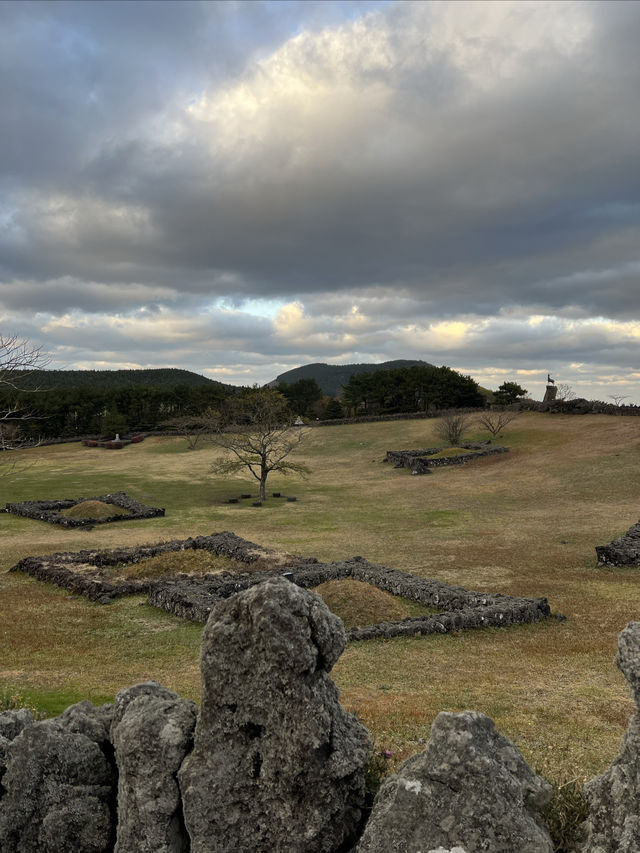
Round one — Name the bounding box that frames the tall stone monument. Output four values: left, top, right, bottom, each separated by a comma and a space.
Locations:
542, 373, 557, 404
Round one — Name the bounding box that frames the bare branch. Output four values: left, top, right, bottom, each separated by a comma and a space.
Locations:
162, 409, 219, 450
0, 335, 49, 460
0, 334, 49, 390
608, 394, 629, 407
477, 409, 519, 438
433, 410, 474, 445
555, 383, 576, 402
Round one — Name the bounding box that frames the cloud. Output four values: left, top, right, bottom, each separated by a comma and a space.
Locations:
1, 0, 640, 400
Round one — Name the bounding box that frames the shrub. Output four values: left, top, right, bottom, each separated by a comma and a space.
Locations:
0, 689, 45, 718
363, 749, 392, 814
540, 778, 589, 852
433, 410, 474, 445
478, 408, 519, 438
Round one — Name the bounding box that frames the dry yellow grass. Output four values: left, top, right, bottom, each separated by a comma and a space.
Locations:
61, 499, 131, 519
312, 579, 437, 628
110, 550, 244, 579
1, 412, 639, 781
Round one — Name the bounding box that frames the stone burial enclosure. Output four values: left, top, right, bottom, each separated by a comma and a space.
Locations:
149, 555, 554, 641
10, 531, 556, 640
596, 519, 640, 567
3, 491, 165, 529
0, 577, 639, 853
9, 531, 318, 604
385, 443, 508, 475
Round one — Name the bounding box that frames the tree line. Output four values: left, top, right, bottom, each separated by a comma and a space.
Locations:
339, 364, 486, 414
276, 365, 492, 419
0, 330, 530, 446
0, 383, 231, 441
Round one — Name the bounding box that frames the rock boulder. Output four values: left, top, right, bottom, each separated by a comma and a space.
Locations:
179, 576, 371, 853
0, 715, 114, 852
111, 681, 196, 853
356, 710, 553, 853
582, 621, 640, 852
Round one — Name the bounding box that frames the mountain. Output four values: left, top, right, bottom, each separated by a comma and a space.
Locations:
269, 360, 435, 398
12, 367, 233, 391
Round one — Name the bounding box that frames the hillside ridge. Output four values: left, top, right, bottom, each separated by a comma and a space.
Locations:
10, 367, 232, 391
270, 359, 434, 397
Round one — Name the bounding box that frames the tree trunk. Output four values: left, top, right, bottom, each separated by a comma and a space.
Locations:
260, 472, 267, 502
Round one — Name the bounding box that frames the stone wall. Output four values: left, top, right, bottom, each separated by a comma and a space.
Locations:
596, 520, 640, 567
148, 555, 552, 640
3, 491, 165, 528
1, 577, 638, 852
11, 532, 555, 637
520, 398, 640, 416
385, 443, 508, 474
9, 531, 317, 603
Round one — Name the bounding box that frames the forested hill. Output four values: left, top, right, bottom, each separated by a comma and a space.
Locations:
12, 368, 232, 391
270, 360, 433, 397
2, 368, 238, 440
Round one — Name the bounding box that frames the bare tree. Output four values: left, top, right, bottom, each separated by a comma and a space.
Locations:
555, 383, 576, 402
163, 409, 219, 450
477, 409, 519, 439
209, 389, 310, 501
0, 334, 48, 455
433, 410, 474, 446
608, 394, 629, 407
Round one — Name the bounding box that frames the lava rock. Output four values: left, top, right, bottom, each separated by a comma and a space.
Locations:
179, 576, 371, 853
0, 716, 114, 852
0, 708, 34, 742
356, 710, 552, 853
582, 621, 640, 852
111, 681, 197, 853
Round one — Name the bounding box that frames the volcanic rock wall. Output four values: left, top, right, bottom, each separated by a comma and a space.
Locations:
0, 578, 638, 852
596, 520, 640, 567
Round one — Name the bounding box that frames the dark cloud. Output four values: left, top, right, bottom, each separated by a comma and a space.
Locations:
1, 0, 639, 399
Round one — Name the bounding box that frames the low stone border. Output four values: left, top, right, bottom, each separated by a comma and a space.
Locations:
596, 519, 640, 566
10, 531, 556, 638
385, 443, 508, 474
9, 531, 315, 603
148, 554, 553, 640
3, 491, 165, 529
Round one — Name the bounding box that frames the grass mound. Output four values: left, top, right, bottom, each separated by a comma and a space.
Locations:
60, 500, 131, 519
112, 549, 247, 580
312, 579, 437, 629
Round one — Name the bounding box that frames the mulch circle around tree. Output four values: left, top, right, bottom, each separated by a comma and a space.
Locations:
223, 494, 299, 506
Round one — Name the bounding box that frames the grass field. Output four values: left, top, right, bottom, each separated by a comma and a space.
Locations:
1, 412, 639, 785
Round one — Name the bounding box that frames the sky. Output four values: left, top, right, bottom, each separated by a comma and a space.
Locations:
1, 0, 640, 402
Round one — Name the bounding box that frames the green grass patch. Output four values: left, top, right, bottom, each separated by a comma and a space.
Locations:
1, 685, 111, 718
